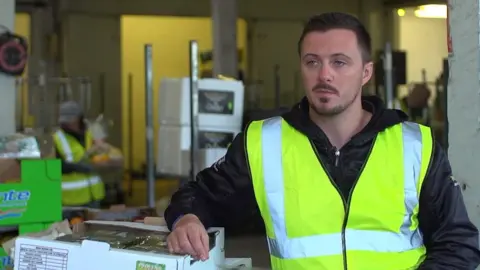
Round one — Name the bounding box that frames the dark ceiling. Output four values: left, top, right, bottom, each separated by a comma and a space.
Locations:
384, 0, 445, 7
16, 0, 446, 11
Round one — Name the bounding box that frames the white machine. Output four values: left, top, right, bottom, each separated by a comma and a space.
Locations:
158, 78, 244, 127
156, 77, 244, 176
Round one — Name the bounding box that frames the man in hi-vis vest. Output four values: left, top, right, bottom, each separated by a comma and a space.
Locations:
165, 13, 480, 270
53, 101, 105, 208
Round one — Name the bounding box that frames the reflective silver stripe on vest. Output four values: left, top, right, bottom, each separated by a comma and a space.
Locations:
260, 117, 424, 259
62, 176, 102, 190
55, 130, 74, 162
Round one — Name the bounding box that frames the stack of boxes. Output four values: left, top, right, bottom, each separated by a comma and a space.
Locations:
156, 78, 244, 177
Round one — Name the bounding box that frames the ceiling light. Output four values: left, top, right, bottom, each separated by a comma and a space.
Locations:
397, 9, 406, 17
414, 4, 447, 19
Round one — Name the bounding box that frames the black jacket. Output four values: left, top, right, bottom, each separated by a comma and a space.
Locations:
165, 96, 480, 269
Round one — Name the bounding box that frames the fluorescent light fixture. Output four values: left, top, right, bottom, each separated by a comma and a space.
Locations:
414, 4, 447, 19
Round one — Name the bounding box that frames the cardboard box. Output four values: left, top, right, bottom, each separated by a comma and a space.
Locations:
0, 246, 14, 270
13, 221, 226, 270
0, 159, 21, 183
1, 228, 17, 269
87, 205, 157, 222
0, 132, 55, 183
0, 160, 63, 269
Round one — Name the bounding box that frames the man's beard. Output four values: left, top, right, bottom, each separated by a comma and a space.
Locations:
310, 90, 360, 116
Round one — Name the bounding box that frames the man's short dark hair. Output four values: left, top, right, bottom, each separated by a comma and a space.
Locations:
298, 12, 372, 62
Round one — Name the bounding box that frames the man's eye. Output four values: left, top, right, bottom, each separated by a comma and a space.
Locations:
333, 61, 346, 66
306, 60, 318, 66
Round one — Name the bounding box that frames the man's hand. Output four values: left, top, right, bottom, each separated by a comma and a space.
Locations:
167, 214, 210, 261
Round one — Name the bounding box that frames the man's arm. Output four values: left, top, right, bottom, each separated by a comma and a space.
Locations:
418, 142, 480, 270
164, 132, 260, 232
55, 147, 92, 174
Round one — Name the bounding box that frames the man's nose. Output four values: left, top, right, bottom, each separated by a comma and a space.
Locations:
317, 64, 333, 82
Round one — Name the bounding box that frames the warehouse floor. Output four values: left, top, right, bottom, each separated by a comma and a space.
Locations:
225, 235, 271, 268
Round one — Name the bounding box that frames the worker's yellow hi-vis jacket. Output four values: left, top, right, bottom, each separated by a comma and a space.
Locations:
246, 117, 433, 270
53, 129, 105, 206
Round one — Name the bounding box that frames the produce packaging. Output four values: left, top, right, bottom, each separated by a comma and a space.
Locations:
0, 131, 54, 183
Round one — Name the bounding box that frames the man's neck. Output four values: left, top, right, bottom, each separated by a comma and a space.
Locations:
309, 101, 371, 149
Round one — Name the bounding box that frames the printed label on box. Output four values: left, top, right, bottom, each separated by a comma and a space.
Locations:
17, 244, 68, 270
136, 261, 166, 270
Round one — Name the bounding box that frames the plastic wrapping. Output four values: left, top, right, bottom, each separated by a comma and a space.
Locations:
125, 234, 169, 254
0, 134, 41, 158
56, 230, 145, 249
0, 131, 54, 182
85, 114, 109, 141
61, 222, 216, 255
62, 223, 153, 248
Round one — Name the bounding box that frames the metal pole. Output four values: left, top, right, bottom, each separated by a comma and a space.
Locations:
37, 75, 48, 131
383, 42, 394, 109
274, 65, 281, 108
128, 73, 134, 197
189, 40, 199, 182
294, 70, 301, 102
421, 68, 427, 84
144, 44, 155, 208
443, 59, 449, 152
15, 79, 24, 131
420, 69, 429, 124
99, 73, 106, 115
79, 77, 87, 115
85, 77, 92, 115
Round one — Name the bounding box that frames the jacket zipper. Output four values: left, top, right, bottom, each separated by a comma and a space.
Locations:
334, 149, 340, 166
333, 149, 349, 270
311, 140, 375, 270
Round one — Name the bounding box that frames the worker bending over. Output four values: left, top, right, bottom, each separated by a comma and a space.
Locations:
165, 12, 480, 270
53, 101, 105, 208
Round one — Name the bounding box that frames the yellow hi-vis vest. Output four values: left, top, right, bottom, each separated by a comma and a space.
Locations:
53, 129, 105, 206
246, 117, 433, 270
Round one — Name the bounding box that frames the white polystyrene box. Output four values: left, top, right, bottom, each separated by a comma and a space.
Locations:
13, 221, 228, 270
156, 125, 239, 176
158, 78, 244, 128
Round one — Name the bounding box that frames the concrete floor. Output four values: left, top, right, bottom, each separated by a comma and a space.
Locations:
225, 235, 271, 268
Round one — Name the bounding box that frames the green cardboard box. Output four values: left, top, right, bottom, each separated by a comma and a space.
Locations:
0, 159, 61, 269
0, 247, 13, 269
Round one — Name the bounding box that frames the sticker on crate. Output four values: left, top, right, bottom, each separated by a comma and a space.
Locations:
0, 189, 30, 220
136, 261, 166, 270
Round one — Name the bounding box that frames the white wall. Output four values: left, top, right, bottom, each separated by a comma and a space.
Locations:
398, 8, 448, 87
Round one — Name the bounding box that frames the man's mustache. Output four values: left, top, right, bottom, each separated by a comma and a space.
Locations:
312, 83, 338, 94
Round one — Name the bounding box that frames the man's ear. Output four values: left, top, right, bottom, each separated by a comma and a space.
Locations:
362, 61, 374, 86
